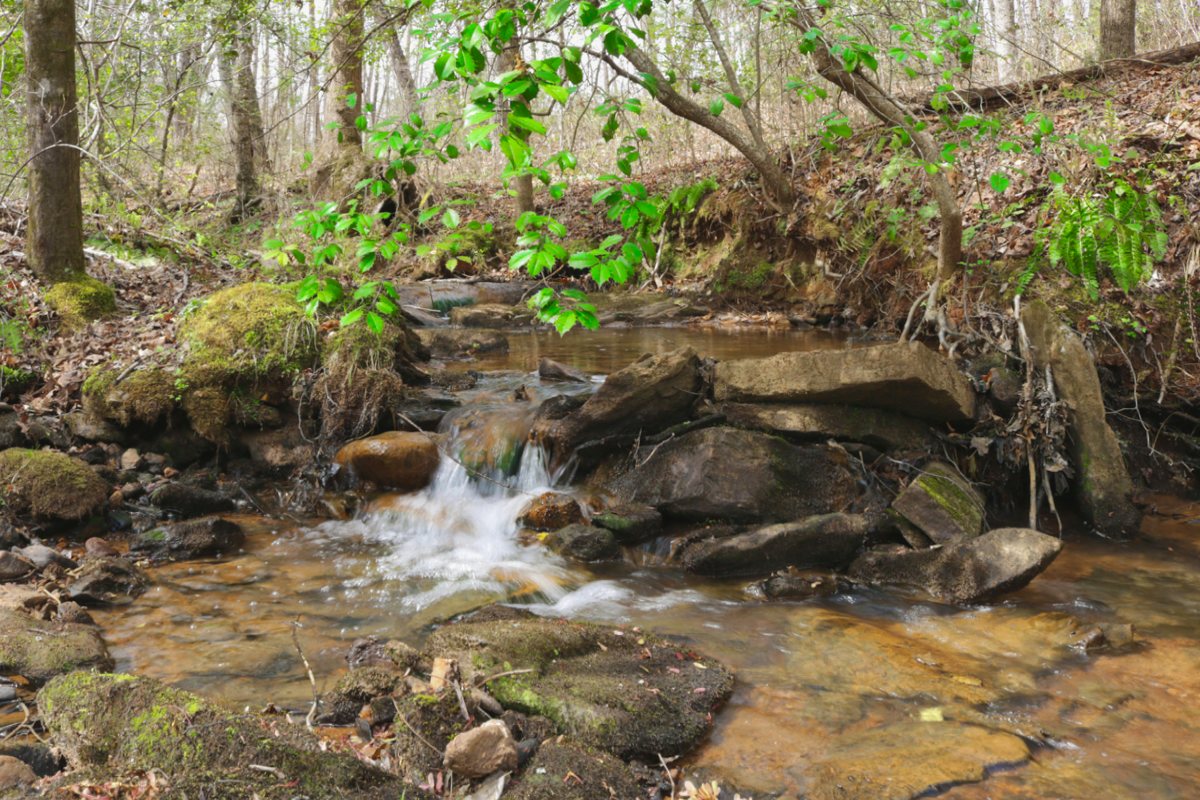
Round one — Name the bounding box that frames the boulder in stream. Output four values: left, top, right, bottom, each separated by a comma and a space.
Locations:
131, 516, 245, 560
148, 481, 237, 518
848, 527, 1063, 604
38, 672, 410, 799
518, 492, 584, 531
1021, 300, 1142, 539
537, 357, 588, 383
714, 341, 976, 422
546, 523, 619, 561
450, 302, 534, 328
505, 737, 642, 800
679, 513, 873, 577
0, 551, 35, 582
334, 431, 440, 490
609, 427, 868, 523
67, 556, 149, 605
422, 607, 733, 760
533, 347, 703, 468
416, 327, 509, 358
0, 608, 113, 686
591, 502, 662, 544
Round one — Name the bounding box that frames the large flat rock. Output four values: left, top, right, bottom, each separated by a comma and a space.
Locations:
680, 513, 871, 577
714, 342, 976, 422
722, 402, 933, 451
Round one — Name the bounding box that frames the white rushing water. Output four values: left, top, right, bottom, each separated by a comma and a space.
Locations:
324, 431, 582, 612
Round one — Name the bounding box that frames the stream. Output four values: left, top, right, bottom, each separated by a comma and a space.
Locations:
93, 327, 1200, 798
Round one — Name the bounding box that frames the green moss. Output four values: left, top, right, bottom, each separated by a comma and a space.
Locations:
180, 283, 318, 389
0, 447, 108, 521
82, 366, 176, 428
0, 610, 113, 686
181, 386, 232, 443
913, 466, 984, 536
38, 673, 404, 799
45, 276, 116, 328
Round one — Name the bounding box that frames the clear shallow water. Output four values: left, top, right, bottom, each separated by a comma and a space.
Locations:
93, 329, 1200, 798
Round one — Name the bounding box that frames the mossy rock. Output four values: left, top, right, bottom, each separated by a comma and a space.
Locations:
506, 737, 642, 800
45, 276, 116, 329
0, 609, 113, 686
38, 672, 414, 799
423, 607, 733, 759
176, 283, 318, 442
387, 688, 471, 784
82, 366, 176, 428
890, 461, 985, 546
0, 448, 108, 523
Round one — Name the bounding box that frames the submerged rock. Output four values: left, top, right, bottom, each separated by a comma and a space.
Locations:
722, 402, 934, 451
890, 462, 985, 546
1021, 300, 1141, 539
334, 431, 440, 490
67, 556, 149, 605
425, 607, 733, 759
714, 342, 976, 422
131, 516, 245, 560
416, 327, 509, 358
848, 527, 1063, 604
533, 347, 703, 468
38, 672, 408, 798
746, 569, 847, 600
444, 719, 519, 779
0, 448, 109, 524
0, 608, 113, 685
806, 721, 1030, 800
610, 427, 866, 523
680, 513, 872, 577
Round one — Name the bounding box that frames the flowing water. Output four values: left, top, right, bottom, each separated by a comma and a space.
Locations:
93, 328, 1200, 798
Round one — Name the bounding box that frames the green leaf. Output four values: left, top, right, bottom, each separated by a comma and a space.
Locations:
989, 172, 1010, 193
543, 83, 570, 104
709, 98, 725, 116
443, 208, 461, 228
340, 308, 364, 327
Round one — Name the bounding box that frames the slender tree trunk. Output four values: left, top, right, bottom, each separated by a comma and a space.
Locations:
496, 30, 535, 216
25, 0, 85, 283
376, 8, 420, 119
995, 0, 1019, 81
1100, 0, 1137, 59
312, 0, 366, 198
218, 25, 270, 220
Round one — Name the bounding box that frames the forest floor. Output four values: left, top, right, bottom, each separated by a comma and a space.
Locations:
3, 52, 1200, 419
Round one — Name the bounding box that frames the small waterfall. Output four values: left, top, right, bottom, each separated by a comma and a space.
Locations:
328, 407, 578, 612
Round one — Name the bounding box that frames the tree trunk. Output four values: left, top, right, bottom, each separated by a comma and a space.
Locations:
496, 23, 535, 217
217, 25, 271, 220
994, 0, 1019, 81
1100, 0, 1137, 59
312, 0, 366, 198
25, 0, 85, 283
375, 8, 420, 119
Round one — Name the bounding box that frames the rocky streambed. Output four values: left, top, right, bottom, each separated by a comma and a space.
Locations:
1, 295, 1198, 799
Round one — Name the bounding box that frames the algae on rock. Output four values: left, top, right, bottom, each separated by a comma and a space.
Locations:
82, 366, 176, 428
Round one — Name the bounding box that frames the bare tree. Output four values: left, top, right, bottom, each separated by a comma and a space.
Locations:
25, 0, 86, 283
994, 0, 1019, 81
312, 0, 366, 197
375, 6, 420, 120
1100, 0, 1137, 59
217, 22, 271, 220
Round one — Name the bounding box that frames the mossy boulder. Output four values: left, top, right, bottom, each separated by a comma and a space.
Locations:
82, 366, 176, 428
0, 448, 108, 523
38, 672, 412, 799
45, 276, 116, 329
423, 607, 733, 759
889, 462, 985, 547
0, 608, 113, 686
517, 492, 584, 531
178, 283, 318, 441
0, 366, 37, 400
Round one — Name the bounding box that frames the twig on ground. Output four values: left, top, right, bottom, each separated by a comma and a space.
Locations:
290, 619, 319, 730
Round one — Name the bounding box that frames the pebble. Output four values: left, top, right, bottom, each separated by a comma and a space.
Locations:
85, 537, 120, 557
